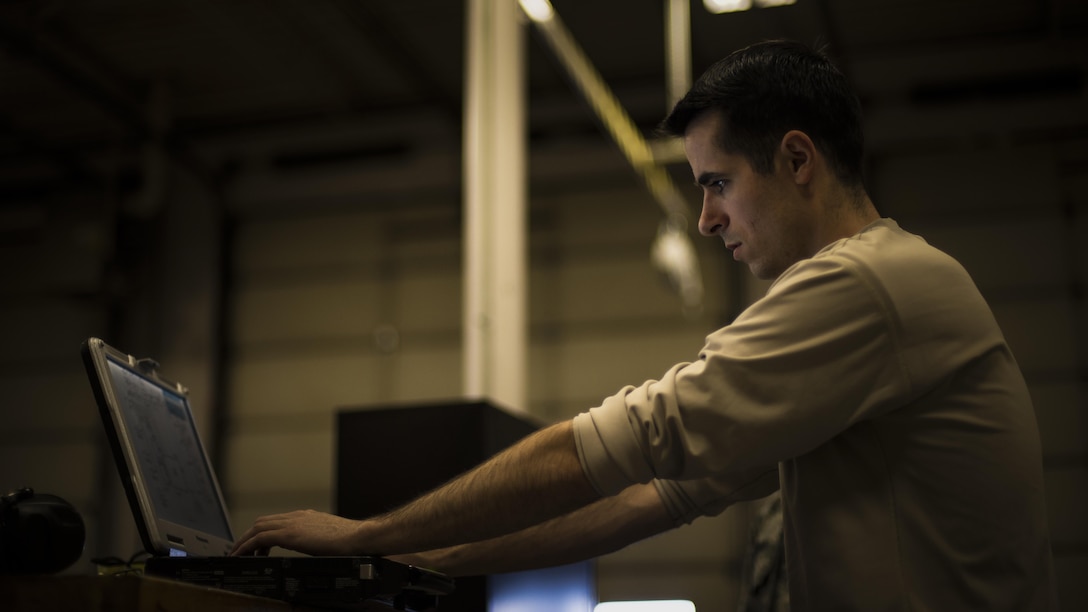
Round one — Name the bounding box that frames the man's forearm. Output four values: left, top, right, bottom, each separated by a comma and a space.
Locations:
357, 420, 602, 555
390, 483, 674, 576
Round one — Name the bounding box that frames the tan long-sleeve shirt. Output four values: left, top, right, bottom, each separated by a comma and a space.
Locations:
573, 219, 1057, 610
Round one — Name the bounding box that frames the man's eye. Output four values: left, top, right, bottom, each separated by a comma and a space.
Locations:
694, 178, 728, 193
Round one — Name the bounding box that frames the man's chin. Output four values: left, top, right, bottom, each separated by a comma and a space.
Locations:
748, 260, 785, 281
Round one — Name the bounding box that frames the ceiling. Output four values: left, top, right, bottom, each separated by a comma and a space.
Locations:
1, 0, 1086, 209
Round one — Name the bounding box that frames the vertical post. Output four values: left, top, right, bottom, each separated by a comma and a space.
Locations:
463, 0, 528, 413
665, 0, 692, 110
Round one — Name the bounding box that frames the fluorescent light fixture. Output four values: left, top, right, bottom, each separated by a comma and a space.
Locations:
519, 0, 555, 22
704, 0, 796, 11
703, 0, 752, 13
595, 601, 696, 612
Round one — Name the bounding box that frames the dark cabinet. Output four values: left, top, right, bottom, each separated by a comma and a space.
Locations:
336, 400, 595, 612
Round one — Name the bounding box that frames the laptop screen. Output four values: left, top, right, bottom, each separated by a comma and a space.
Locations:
84, 336, 236, 557
105, 357, 233, 545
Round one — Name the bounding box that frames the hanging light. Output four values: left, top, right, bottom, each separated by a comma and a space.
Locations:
703, 0, 751, 12
518, 0, 554, 22
703, 0, 796, 13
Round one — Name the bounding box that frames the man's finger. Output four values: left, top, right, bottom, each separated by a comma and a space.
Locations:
232, 527, 274, 556
231, 513, 290, 555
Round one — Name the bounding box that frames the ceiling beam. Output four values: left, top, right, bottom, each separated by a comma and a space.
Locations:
0, 11, 221, 190
329, 0, 464, 125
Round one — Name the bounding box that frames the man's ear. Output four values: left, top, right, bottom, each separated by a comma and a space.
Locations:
780, 130, 816, 184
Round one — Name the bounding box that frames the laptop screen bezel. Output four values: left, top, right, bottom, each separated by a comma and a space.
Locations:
82, 337, 235, 557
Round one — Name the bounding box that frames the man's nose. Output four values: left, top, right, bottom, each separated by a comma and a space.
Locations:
698, 195, 726, 236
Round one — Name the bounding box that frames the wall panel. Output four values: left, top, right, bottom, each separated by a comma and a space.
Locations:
228, 352, 386, 417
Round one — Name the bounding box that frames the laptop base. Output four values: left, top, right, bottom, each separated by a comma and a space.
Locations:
145, 555, 451, 611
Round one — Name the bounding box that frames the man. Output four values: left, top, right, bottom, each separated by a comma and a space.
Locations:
233, 40, 1057, 610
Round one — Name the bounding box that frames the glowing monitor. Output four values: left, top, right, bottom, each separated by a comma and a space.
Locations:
595, 601, 696, 612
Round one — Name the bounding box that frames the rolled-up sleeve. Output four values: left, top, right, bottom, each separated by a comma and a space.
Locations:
653, 468, 781, 525
573, 406, 779, 521
572, 377, 682, 496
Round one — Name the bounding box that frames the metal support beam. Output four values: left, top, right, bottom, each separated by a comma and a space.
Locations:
666, 0, 693, 111
463, 0, 528, 413
520, 0, 704, 314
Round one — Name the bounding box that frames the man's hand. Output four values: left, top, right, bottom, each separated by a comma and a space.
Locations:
231, 509, 364, 557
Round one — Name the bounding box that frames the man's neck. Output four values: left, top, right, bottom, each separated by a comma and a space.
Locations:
804, 188, 880, 260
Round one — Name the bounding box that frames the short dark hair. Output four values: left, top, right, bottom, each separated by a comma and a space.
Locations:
660, 40, 865, 187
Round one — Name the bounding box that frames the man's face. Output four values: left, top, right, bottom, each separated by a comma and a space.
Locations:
684, 111, 813, 280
